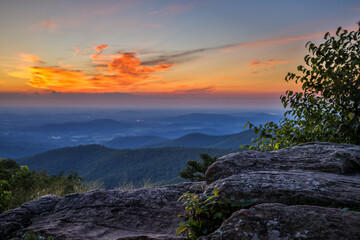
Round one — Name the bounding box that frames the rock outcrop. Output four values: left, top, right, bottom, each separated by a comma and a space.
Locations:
199, 203, 360, 240
205, 141, 360, 183
0, 182, 204, 240
1, 142, 360, 239
205, 169, 360, 208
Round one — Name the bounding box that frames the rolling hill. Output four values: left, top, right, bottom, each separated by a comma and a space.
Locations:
17, 145, 235, 189
103, 130, 256, 149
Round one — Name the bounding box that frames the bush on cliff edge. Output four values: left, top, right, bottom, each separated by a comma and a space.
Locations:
245, 21, 360, 150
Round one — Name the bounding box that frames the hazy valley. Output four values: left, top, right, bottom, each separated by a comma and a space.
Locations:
0, 108, 282, 187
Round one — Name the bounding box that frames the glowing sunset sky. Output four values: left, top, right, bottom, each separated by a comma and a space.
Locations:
0, 0, 359, 109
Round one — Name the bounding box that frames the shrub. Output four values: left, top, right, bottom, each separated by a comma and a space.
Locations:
179, 154, 217, 181
176, 186, 247, 239
245, 21, 360, 150
0, 157, 93, 213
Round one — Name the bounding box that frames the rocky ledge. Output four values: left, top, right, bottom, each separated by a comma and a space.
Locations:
1, 142, 360, 239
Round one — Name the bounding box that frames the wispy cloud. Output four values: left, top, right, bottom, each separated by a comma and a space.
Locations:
248, 59, 293, 74
72, 46, 92, 56
30, 19, 58, 33
249, 59, 294, 67
94, 44, 108, 53
19, 53, 43, 63
72, 46, 80, 53
142, 30, 327, 66
142, 48, 209, 66
171, 86, 215, 95
41, 20, 57, 29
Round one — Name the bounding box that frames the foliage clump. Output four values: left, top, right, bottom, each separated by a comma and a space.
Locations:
22, 231, 54, 240
0, 157, 92, 213
176, 186, 250, 239
245, 22, 360, 150
179, 153, 217, 181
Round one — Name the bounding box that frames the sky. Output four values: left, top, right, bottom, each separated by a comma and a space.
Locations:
0, 0, 359, 109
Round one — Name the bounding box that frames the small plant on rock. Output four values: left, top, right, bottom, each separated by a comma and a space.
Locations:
176, 186, 242, 239
23, 231, 54, 240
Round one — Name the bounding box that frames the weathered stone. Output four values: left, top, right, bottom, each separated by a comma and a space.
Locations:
2, 142, 360, 239
0, 194, 61, 238
205, 170, 360, 208
199, 203, 360, 240
206, 142, 360, 184
1, 182, 204, 240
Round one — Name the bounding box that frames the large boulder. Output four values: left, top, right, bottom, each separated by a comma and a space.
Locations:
205, 142, 360, 184
0, 182, 204, 240
199, 203, 360, 240
205, 170, 360, 208
199, 142, 360, 239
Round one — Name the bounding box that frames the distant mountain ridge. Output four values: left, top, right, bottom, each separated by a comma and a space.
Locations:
162, 113, 241, 123
104, 130, 256, 149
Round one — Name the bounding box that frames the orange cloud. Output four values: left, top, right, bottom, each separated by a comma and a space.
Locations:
27, 67, 90, 91
19, 53, 42, 63
249, 59, 294, 67
94, 44, 108, 53
97, 52, 172, 79
12, 47, 174, 93
25, 67, 140, 93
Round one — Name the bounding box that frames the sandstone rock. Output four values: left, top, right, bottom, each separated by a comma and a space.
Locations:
205, 170, 360, 208
205, 142, 360, 184
199, 203, 360, 240
0, 182, 204, 240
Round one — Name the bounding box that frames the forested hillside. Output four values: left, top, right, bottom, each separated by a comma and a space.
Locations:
18, 145, 234, 189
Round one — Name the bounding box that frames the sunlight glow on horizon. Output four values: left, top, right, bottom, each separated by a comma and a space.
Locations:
0, 0, 359, 108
